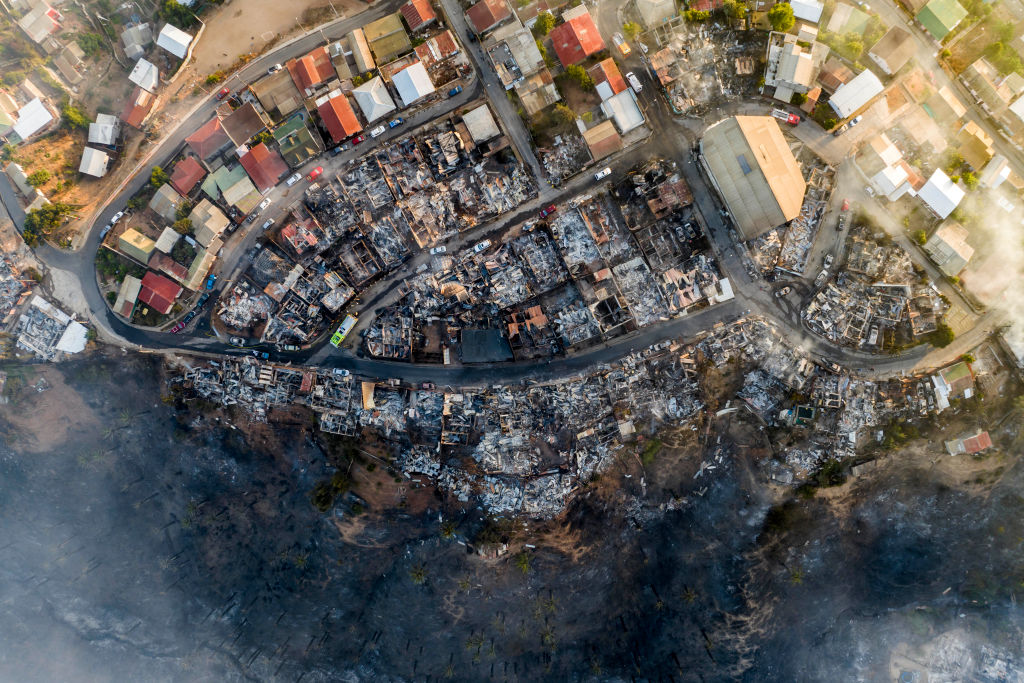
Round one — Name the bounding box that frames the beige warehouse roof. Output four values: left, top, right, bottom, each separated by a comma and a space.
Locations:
701, 116, 805, 240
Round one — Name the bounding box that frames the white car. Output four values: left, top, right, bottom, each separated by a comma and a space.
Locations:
285, 172, 302, 186
473, 239, 491, 253
110, 210, 125, 224
594, 167, 612, 180
864, 185, 876, 197
429, 245, 447, 255
850, 115, 862, 126
625, 71, 642, 93
370, 125, 386, 138
268, 63, 283, 74
333, 368, 351, 377
261, 219, 274, 230
823, 254, 834, 269
257, 197, 272, 212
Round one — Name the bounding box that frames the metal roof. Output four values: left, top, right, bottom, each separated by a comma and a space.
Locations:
828, 68, 884, 119
392, 61, 435, 106
156, 23, 193, 59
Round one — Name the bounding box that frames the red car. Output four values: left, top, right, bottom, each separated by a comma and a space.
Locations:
308, 166, 323, 181
351, 134, 365, 144
215, 87, 230, 100
170, 322, 186, 333
841, 198, 850, 212
539, 204, 556, 218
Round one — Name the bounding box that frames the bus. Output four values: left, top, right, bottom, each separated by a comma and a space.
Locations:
330, 315, 357, 347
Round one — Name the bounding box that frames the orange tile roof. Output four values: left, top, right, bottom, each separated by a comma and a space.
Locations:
549, 11, 605, 66
239, 142, 288, 192
963, 431, 992, 453
170, 156, 206, 195
120, 87, 154, 129
401, 0, 437, 30
318, 93, 362, 143
186, 116, 231, 159
588, 58, 626, 95
287, 46, 336, 93
466, 0, 511, 33
138, 271, 182, 314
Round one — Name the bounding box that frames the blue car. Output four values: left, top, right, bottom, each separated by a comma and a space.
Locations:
205, 274, 217, 290
448, 85, 462, 97
388, 117, 404, 128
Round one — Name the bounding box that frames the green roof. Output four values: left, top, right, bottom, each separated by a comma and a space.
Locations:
916, 0, 967, 39
201, 164, 248, 201
273, 113, 324, 168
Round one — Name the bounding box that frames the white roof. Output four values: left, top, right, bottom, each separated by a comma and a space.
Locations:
1010, 94, 1024, 123
129, 58, 159, 92
156, 23, 193, 59
776, 43, 814, 87
601, 89, 645, 133
352, 76, 397, 122
13, 98, 53, 141
979, 154, 1010, 188
56, 321, 88, 354
88, 113, 119, 145
462, 104, 500, 142
871, 164, 908, 198
918, 169, 965, 219
392, 62, 435, 106
79, 147, 110, 177
790, 0, 823, 23
828, 69, 884, 119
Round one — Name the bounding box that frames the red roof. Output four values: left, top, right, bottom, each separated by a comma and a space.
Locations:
148, 251, 189, 283
549, 11, 605, 66
401, 0, 437, 30
170, 156, 206, 195
120, 87, 155, 129
318, 94, 362, 143
963, 431, 992, 453
414, 29, 459, 68
689, 0, 723, 11
239, 142, 288, 192
588, 58, 626, 96
138, 271, 182, 314
466, 0, 511, 33
287, 47, 335, 93
186, 116, 231, 160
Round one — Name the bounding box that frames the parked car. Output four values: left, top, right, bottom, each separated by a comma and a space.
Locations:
823, 254, 834, 269
205, 274, 217, 290
473, 239, 491, 253
448, 85, 463, 97
110, 210, 125, 224
230, 337, 247, 346
196, 292, 210, 307
285, 172, 302, 186
429, 245, 447, 255
261, 219, 274, 230
594, 167, 612, 180
850, 115, 863, 126
267, 63, 283, 74
257, 197, 272, 212
833, 123, 849, 136
539, 204, 556, 218
625, 71, 642, 93
329, 145, 342, 156
864, 185, 876, 197
308, 166, 323, 181
282, 344, 299, 352
388, 117, 404, 128
369, 125, 386, 138
465, 30, 477, 43
333, 368, 351, 377
170, 322, 186, 333
183, 311, 196, 323
775, 286, 791, 298
351, 134, 365, 144
215, 87, 231, 100
99, 224, 112, 239
841, 198, 850, 212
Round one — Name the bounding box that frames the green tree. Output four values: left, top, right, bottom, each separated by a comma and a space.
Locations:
930, 322, 955, 348
172, 218, 192, 235
61, 102, 90, 130
24, 203, 73, 236
106, 291, 117, 304
962, 170, 978, 190
565, 63, 594, 90
159, 0, 196, 28
77, 32, 106, 58
551, 103, 575, 124
514, 551, 531, 574
27, 170, 50, 187
790, 91, 807, 105
685, 9, 710, 21
534, 11, 555, 36
622, 21, 641, 40
722, 0, 747, 20
150, 166, 169, 188
205, 71, 225, 85
912, 229, 927, 245
767, 2, 794, 31
22, 229, 39, 247
252, 130, 273, 145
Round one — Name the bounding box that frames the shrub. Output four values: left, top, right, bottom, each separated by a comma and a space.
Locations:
912, 229, 927, 245
533, 11, 555, 36
150, 166, 169, 188
767, 2, 794, 31
622, 21, 641, 40
27, 170, 50, 187
77, 32, 106, 58
61, 102, 90, 130
205, 71, 225, 85
565, 64, 594, 90
685, 9, 711, 21
790, 92, 807, 105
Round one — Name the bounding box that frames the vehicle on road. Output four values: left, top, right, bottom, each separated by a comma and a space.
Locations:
625, 71, 642, 93
466, 30, 477, 43
388, 117, 404, 128
110, 210, 125, 224
282, 344, 299, 352
351, 134, 365, 144
183, 311, 196, 323
268, 63, 283, 74
850, 115, 862, 126
261, 219, 274, 230
429, 245, 447, 255
100, 224, 112, 239
330, 315, 358, 347
170, 321, 186, 333
594, 167, 612, 180
823, 254, 834, 269
833, 123, 849, 136
205, 274, 217, 290
244, 212, 258, 224
775, 286, 791, 298
612, 32, 630, 55
539, 204, 556, 218
841, 198, 850, 212
230, 336, 247, 346
864, 185, 876, 197
369, 125, 386, 138
473, 239, 491, 253
771, 108, 801, 125
285, 172, 302, 186
448, 85, 462, 97
257, 197, 272, 212
308, 166, 323, 181
215, 87, 231, 100
196, 293, 210, 307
